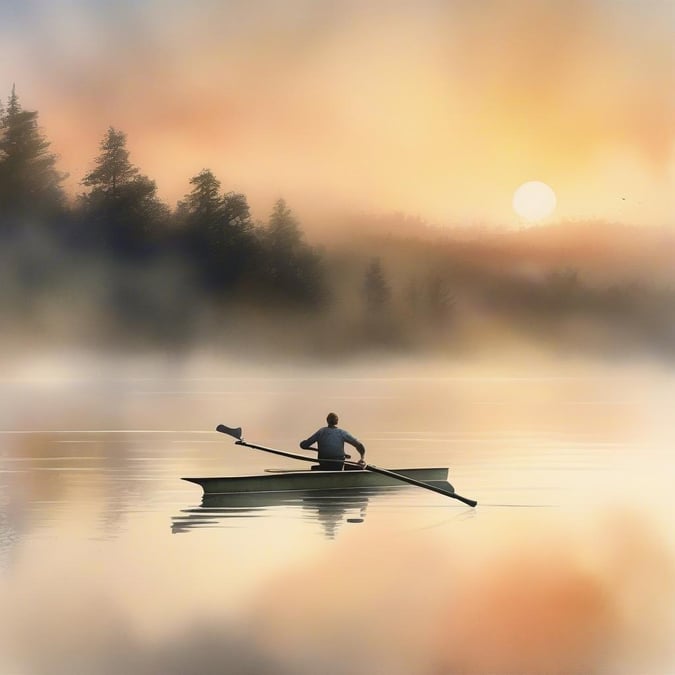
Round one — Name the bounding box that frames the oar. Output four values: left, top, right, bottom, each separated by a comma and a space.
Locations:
216, 424, 477, 508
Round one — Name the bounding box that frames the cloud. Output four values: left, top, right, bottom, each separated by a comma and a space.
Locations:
1, 0, 673, 223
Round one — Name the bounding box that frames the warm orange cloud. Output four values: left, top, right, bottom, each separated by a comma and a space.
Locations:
2, 0, 673, 227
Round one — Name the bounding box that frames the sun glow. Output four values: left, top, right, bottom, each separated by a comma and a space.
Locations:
512, 181, 557, 222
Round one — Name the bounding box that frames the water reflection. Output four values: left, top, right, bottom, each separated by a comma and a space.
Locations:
1, 359, 674, 675
172, 488, 382, 539
0, 507, 20, 570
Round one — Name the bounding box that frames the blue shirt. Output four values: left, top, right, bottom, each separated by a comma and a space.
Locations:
300, 426, 363, 460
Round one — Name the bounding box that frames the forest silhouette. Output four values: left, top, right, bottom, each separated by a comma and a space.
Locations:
1, 88, 673, 359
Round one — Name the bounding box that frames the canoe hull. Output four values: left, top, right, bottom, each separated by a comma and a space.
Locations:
182, 467, 451, 495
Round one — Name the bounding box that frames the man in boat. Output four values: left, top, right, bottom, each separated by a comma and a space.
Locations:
300, 412, 366, 471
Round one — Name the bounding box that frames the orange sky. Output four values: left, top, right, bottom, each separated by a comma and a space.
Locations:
1, 0, 673, 228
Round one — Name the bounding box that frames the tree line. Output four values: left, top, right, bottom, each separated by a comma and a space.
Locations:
2, 87, 674, 359
0, 89, 329, 331
1, 88, 437, 351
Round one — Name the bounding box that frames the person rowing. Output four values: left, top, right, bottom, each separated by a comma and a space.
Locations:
299, 412, 366, 471
215, 422, 477, 506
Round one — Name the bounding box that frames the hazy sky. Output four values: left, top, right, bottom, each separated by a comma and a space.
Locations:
1, 0, 673, 227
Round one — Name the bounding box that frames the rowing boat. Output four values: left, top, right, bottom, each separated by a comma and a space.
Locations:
182, 467, 453, 495
202, 424, 477, 507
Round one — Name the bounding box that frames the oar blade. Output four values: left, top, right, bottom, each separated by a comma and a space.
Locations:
216, 424, 242, 440
364, 463, 477, 507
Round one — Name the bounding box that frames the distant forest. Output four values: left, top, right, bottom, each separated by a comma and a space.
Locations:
1, 88, 674, 359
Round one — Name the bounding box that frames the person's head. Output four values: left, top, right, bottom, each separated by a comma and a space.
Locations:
326, 412, 339, 427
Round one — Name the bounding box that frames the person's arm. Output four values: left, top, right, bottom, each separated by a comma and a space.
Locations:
342, 431, 366, 464
299, 430, 320, 451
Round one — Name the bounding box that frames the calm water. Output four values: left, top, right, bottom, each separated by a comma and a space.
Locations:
1, 353, 673, 674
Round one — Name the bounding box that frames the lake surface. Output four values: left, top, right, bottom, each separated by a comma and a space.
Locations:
1, 352, 673, 674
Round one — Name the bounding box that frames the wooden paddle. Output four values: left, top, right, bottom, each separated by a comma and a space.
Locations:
216, 424, 477, 507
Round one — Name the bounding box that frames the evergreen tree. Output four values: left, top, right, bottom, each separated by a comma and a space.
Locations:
0, 86, 66, 230
222, 191, 253, 234
177, 170, 259, 294
266, 198, 302, 253
176, 169, 223, 284
361, 257, 399, 345
80, 127, 167, 257
260, 198, 324, 307
0, 97, 4, 160
219, 190, 257, 282
177, 169, 223, 229
82, 127, 138, 195
363, 258, 391, 312
425, 274, 455, 326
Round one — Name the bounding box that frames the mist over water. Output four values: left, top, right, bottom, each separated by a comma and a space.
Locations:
2, 1, 673, 670
0, 351, 674, 674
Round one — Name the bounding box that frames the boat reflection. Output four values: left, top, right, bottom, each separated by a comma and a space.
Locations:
172, 487, 402, 539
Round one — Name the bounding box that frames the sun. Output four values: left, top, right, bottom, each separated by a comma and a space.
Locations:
512, 181, 557, 222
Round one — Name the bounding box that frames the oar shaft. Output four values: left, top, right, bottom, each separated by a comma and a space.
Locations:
235, 439, 346, 464
362, 463, 477, 507
227, 436, 477, 508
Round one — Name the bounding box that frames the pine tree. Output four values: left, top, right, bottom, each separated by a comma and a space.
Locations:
80, 127, 167, 257
360, 257, 398, 345
260, 198, 324, 306
82, 127, 138, 195
426, 274, 455, 325
220, 191, 257, 281
0, 97, 5, 161
177, 169, 223, 229
266, 198, 302, 253
177, 170, 259, 294
363, 258, 391, 312
222, 191, 253, 234
0, 86, 66, 229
